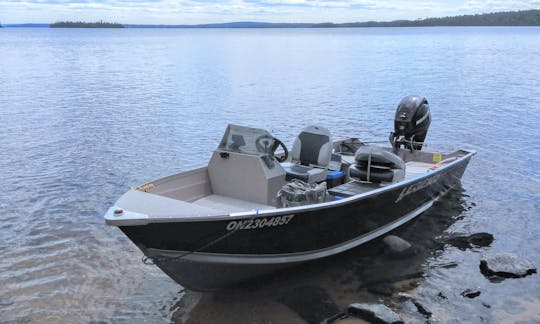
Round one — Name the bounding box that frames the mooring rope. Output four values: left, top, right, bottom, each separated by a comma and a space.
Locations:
142, 213, 259, 265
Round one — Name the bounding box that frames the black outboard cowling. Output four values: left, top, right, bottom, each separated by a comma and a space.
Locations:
390, 95, 431, 151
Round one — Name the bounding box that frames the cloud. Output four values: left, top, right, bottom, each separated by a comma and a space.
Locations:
459, 0, 540, 12
0, 0, 538, 24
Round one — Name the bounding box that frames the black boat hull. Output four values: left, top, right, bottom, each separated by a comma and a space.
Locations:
120, 154, 472, 291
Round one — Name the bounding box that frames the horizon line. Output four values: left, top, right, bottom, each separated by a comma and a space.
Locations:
2, 9, 539, 27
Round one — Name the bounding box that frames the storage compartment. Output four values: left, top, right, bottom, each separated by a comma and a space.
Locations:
326, 170, 345, 188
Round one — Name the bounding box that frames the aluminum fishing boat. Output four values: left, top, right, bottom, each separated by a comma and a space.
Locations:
104, 96, 475, 291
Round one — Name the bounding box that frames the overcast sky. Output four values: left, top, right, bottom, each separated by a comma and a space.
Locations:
1, 0, 539, 24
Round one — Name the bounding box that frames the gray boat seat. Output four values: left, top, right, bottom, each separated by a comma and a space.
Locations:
282, 125, 333, 183
349, 146, 405, 183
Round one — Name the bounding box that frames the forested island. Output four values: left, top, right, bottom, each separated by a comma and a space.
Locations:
50, 21, 124, 28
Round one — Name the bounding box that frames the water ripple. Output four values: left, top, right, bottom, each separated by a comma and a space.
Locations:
0, 27, 539, 322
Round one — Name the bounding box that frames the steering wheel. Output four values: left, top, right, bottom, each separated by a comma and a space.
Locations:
271, 138, 289, 162
255, 135, 289, 163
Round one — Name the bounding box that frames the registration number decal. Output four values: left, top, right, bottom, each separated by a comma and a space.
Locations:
226, 215, 295, 231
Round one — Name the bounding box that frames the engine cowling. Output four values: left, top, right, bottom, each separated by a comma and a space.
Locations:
391, 95, 431, 151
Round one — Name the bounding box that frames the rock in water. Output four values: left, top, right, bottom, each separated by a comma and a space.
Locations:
383, 235, 412, 253
461, 289, 481, 298
447, 232, 494, 250
0, 297, 14, 306
348, 303, 403, 324
468, 233, 494, 247
480, 253, 537, 279
397, 292, 432, 318
279, 286, 341, 323
367, 282, 393, 296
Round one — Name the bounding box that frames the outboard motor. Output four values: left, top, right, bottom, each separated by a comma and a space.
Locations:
390, 96, 431, 152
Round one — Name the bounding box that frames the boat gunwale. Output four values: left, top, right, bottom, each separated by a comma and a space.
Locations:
109, 149, 475, 225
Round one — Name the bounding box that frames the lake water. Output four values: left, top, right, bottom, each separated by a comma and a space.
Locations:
1, 27, 539, 323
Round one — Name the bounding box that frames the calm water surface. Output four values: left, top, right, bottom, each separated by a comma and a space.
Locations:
1, 27, 539, 323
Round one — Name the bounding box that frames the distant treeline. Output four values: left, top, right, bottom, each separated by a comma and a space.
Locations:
50, 21, 124, 28
6, 9, 540, 29
315, 10, 540, 27
128, 9, 540, 28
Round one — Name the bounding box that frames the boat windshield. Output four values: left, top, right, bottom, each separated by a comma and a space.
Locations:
218, 124, 275, 156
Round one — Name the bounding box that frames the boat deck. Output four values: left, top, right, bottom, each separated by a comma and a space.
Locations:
404, 161, 433, 179
156, 160, 435, 214
193, 194, 275, 213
